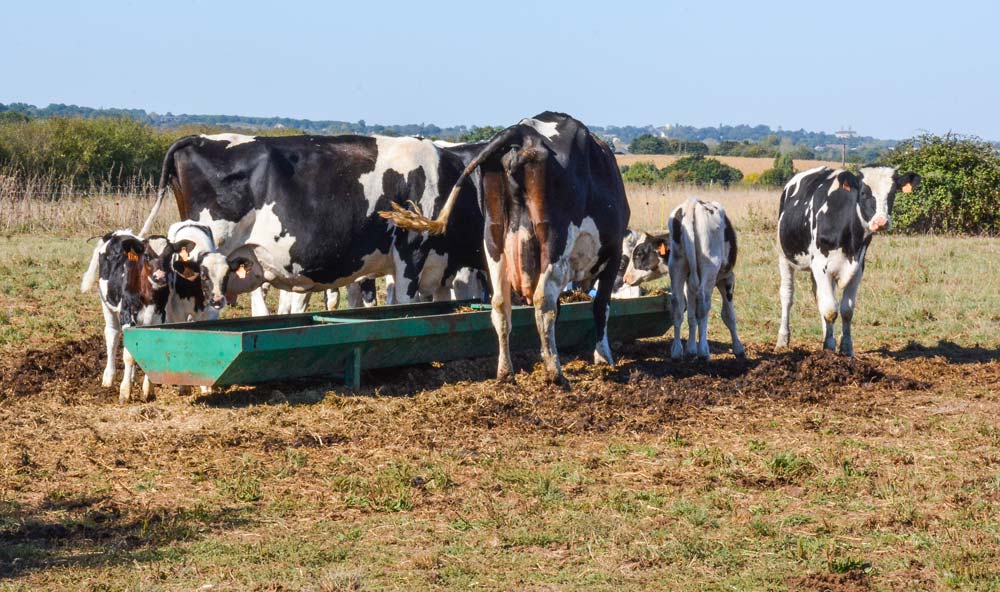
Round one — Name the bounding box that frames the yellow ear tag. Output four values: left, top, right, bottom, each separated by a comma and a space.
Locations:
657, 243, 668, 257
179, 247, 191, 262
236, 264, 248, 279
127, 251, 139, 262
901, 183, 913, 193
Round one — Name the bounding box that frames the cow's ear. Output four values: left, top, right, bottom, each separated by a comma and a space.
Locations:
174, 239, 197, 262
121, 237, 144, 261
174, 261, 200, 282
836, 171, 860, 193
224, 244, 264, 296
897, 172, 921, 193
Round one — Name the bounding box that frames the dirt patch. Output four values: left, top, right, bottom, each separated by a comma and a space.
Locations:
0, 336, 108, 399
787, 571, 871, 592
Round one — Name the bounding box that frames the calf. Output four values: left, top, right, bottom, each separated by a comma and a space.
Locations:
776, 166, 919, 355
623, 199, 743, 361
383, 112, 629, 383
81, 231, 171, 402
165, 221, 256, 321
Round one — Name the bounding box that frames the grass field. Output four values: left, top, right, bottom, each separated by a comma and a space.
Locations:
615, 155, 842, 176
1, 190, 998, 590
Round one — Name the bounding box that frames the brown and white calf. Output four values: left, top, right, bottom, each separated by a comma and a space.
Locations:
81, 231, 171, 402
622, 199, 744, 361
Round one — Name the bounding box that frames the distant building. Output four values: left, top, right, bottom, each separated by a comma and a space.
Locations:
834, 128, 858, 140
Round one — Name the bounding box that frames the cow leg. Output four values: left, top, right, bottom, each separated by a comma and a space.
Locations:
838, 266, 864, 357
325, 289, 340, 310
776, 255, 795, 348
669, 266, 687, 360
384, 276, 397, 305
250, 287, 270, 316
101, 304, 120, 387
278, 290, 310, 315
810, 258, 838, 351
535, 263, 568, 383
718, 272, 745, 358
685, 281, 699, 357
141, 375, 154, 401
487, 255, 514, 381
120, 344, 136, 404
592, 257, 618, 366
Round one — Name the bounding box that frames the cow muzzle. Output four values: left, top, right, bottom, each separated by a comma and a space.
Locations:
869, 214, 889, 232
210, 296, 226, 310
151, 269, 168, 286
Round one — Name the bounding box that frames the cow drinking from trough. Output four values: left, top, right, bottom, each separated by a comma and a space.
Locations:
621, 199, 744, 361
139, 133, 486, 314
776, 165, 920, 355
382, 112, 629, 384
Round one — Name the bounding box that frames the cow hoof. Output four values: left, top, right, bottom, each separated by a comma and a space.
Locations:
101, 372, 114, 388
823, 338, 837, 351
733, 343, 747, 359
547, 373, 570, 390
776, 332, 790, 349
496, 370, 515, 384
839, 346, 855, 357
670, 341, 684, 360
118, 391, 130, 405
593, 347, 614, 366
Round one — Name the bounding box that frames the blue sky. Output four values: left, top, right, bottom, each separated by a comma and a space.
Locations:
2, 1, 996, 139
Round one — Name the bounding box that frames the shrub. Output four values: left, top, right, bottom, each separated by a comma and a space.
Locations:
758, 153, 796, 187
629, 134, 709, 156
620, 161, 661, 185
883, 134, 1000, 234
663, 155, 743, 187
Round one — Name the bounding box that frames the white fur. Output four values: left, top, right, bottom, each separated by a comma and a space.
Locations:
200, 133, 256, 149
358, 136, 442, 217
518, 118, 559, 140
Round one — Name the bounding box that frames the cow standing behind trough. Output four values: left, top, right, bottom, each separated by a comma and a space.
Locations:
382, 112, 629, 383
622, 199, 744, 361
776, 165, 919, 355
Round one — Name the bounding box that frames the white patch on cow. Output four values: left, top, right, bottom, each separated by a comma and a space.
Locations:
358, 136, 442, 217
241, 202, 298, 284
194, 209, 240, 250
200, 133, 256, 149
518, 118, 559, 140
566, 216, 603, 282
784, 166, 826, 198
826, 168, 847, 195
859, 165, 897, 227
417, 250, 450, 297
817, 202, 830, 215
431, 139, 462, 148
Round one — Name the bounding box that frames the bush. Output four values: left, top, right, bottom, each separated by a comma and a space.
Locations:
758, 153, 796, 187
620, 161, 661, 185
884, 134, 1000, 234
629, 134, 709, 156
663, 156, 743, 187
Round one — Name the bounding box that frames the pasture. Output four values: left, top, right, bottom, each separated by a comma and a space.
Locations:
0, 187, 998, 590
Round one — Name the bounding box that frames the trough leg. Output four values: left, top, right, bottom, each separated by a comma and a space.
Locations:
344, 347, 362, 390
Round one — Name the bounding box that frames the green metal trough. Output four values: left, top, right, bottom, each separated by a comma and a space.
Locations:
124, 294, 670, 389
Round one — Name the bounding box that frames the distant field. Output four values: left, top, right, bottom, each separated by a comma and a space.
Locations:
616, 154, 842, 175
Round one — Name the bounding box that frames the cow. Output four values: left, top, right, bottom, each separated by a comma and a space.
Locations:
82, 231, 171, 402
138, 133, 487, 315
622, 199, 743, 361
382, 112, 629, 384
776, 165, 920, 356
164, 221, 251, 321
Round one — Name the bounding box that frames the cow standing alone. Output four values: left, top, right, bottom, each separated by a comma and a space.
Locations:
776, 165, 920, 355
383, 112, 629, 383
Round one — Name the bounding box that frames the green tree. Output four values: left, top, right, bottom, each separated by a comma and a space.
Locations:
662, 156, 743, 186
629, 134, 668, 154
884, 134, 1000, 234
458, 126, 504, 143
759, 153, 796, 187
620, 162, 662, 185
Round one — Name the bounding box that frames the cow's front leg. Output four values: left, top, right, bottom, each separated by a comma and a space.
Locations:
838, 265, 864, 357
718, 273, 745, 358
810, 258, 838, 351
250, 287, 270, 316
141, 375, 154, 401
101, 304, 120, 387
669, 266, 687, 360
776, 256, 795, 348
326, 288, 341, 310
120, 344, 136, 404
487, 255, 514, 380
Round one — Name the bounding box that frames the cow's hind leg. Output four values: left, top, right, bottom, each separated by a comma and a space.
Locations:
718, 272, 745, 358
669, 264, 687, 360
592, 257, 618, 366
535, 263, 567, 384
101, 304, 120, 388
838, 266, 864, 357
695, 271, 715, 361
487, 255, 514, 381
776, 255, 795, 348
685, 280, 699, 357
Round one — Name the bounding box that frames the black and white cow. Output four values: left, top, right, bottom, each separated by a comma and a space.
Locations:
139, 133, 487, 314
383, 112, 629, 383
776, 165, 920, 355
621, 200, 743, 360
82, 231, 171, 402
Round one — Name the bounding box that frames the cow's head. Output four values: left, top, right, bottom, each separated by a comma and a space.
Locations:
161, 239, 200, 285
197, 244, 264, 310
855, 166, 921, 232
115, 235, 171, 290
622, 231, 670, 286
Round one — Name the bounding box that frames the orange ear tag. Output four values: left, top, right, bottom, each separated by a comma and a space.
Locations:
236, 264, 248, 279
901, 183, 913, 193
179, 247, 191, 262
127, 251, 139, 262
657, 243, 668, 257
842, 182, 851, 192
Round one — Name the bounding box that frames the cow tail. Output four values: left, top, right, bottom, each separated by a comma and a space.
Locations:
81, 239, 104, 293
379, 127, 521, 235
139, 136, 195, 237
681, 198, 706, 319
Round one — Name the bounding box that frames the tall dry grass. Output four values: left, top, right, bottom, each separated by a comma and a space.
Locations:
625, 183, 779, 233
616, 154, 841, 175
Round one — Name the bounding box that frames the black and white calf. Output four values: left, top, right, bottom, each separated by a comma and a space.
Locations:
383, 112, 629, 383
165, 221, 252, 321
82, 231, 170, 402
776, 165, 920, 355
622, 199, 743, 360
